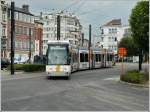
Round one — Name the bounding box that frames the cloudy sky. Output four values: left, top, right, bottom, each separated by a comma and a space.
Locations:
11, 0, 139, 41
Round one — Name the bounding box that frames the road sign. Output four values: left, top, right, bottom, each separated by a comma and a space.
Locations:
118, 48, 127, 57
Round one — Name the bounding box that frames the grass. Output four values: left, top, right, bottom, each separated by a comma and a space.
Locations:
121, 70, 149, 84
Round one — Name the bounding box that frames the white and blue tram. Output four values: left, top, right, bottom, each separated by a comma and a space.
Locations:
46, 40, 115, 79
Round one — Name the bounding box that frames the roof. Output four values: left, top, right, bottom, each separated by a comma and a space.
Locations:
102, 19, 121, 27
8, 5, 34, 16
47, 40, 70, 45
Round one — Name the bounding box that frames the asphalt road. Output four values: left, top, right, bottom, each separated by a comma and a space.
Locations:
1, 63, 149, 111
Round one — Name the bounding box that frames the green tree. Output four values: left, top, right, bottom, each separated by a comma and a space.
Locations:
118, 36, 138, 56
129, 1, 149, 70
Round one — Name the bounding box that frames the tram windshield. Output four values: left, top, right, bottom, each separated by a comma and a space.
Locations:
47, 44, 69, 65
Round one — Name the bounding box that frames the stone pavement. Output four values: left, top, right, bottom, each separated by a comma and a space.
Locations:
1, 70, 46, 81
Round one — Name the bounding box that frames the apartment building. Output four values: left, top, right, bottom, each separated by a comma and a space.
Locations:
98, 19, 122, 54
41, 11, 82, 54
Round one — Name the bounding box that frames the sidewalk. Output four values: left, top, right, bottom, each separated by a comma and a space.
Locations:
1, 70, 46, 81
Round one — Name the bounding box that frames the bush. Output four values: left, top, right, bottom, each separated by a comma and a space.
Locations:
127, 70, 139, 73
7, 64, 45, 72
7, 64, 24, 70
23, 64, 45, 72
122, 70, 148, 84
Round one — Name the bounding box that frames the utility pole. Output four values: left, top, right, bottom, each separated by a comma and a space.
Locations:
82, 33, 84, 47
29, 28, 31, 63
89, 24, 91, 69
57, 15, 60, 40
10, 2, 15, 75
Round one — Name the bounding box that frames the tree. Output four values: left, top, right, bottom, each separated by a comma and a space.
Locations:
118, 36, 138, 56
129, 1, 149, 71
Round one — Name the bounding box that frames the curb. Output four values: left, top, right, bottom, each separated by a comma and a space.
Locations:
119, 80, 149, 88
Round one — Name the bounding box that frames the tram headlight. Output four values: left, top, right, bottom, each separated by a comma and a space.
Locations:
63, 67, 68, 71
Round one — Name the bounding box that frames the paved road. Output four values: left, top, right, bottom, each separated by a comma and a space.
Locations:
1, 63, 149, 111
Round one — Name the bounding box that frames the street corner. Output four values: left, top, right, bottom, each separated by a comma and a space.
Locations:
119, 80, 149, 89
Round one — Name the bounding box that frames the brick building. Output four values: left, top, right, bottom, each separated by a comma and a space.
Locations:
1, 3, 43, 63
6, 5, 35, 63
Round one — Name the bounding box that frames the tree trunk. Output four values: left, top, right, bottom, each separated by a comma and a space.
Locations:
139, 49, 143, 71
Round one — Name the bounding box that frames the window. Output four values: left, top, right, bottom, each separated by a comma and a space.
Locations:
80, 53, 88, 62
46, 34, 49, 38
114, 37, 117, 41
2, 13, 6, 21
109, 29, 111, 33
47, 21, 49, 25
108, 37, 111, 41
23, 27, 27, 35
101, 29, 104, 34
80, 53, 84, 62
2, 27, 6, 36
85, 54, 88, 62
95, 54, 102, 62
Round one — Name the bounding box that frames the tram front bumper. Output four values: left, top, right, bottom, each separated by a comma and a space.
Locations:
47, 71, 70, 77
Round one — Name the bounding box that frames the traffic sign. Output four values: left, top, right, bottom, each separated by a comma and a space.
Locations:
118, 48, 127, 57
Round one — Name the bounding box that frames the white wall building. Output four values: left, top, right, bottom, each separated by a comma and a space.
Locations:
98, 19, 122, 54
118, 25, 131, 41
0, 0, 8, 58
41, 11, 82, 54
0, 1, 2, 39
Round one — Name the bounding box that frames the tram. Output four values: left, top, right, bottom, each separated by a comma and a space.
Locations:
46, 40, 115, 79
46, 40, 71, 79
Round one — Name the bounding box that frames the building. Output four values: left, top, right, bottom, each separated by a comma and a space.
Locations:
34, 19, 43, 56
119, 25, 131, 40
41, 11, 82, 54
6, 4, 35, 63
82, 38, 89, 48
1, 2, 44, 62
1, 0, 8, 58
98, 19, 122, 54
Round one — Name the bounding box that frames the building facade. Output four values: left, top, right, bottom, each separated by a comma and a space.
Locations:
1, 0, 8, 58
7, 5, 35, 62
119, 25, 131, 40
1, 2, 43, 62
34, 20, 43, 56
98, 19, 122, 54
41, 11, 82, 54
83, 38, 89, 48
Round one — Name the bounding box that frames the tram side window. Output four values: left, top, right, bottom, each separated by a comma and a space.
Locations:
85, 54, 88, 62
107, 54, 109, 61
110, 54, 113, 61
99, 54, 102, 61
80, 53, 84, 62
96, 54, 99, 62
95, 54, 102, 62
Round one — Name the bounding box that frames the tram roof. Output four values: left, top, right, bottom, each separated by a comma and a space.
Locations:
47, 40, 70, 45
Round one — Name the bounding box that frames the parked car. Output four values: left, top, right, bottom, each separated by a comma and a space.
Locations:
1, 58, 10, 69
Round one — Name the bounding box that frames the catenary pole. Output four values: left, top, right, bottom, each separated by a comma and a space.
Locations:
89, 24, 91, 69
10, 2, 15, 75
57, 15, 60, 40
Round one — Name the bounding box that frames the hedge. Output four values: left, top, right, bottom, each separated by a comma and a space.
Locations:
7, 64, 45, 72
121, 70, 148, 84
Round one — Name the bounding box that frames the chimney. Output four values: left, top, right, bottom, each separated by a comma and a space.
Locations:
22, 4, 29, 12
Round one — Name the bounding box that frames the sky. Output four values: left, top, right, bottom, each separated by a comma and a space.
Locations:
10, 0, 139, 42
